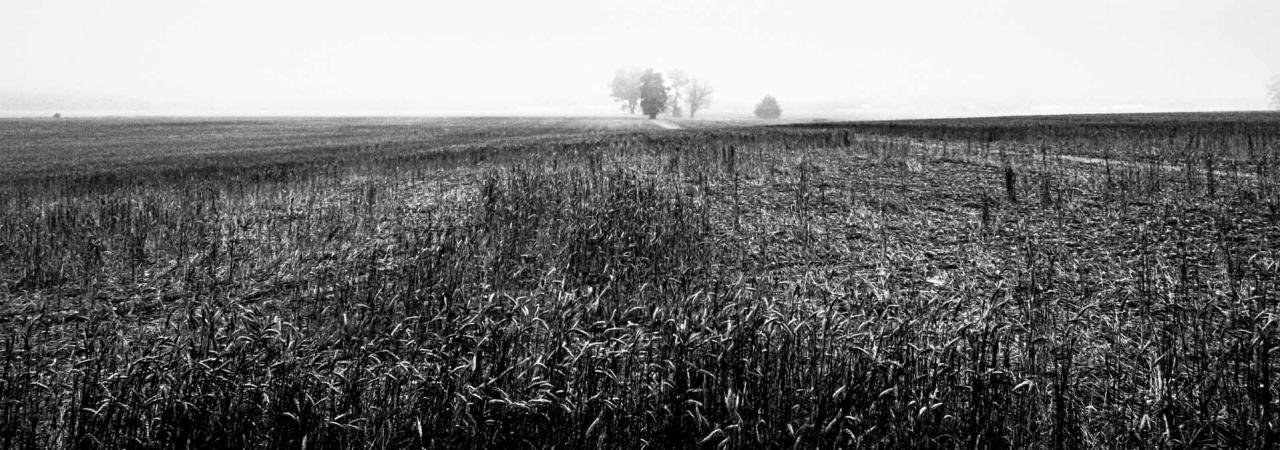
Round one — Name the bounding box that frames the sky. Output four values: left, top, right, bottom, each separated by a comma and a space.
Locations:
2, 0, 1278, 118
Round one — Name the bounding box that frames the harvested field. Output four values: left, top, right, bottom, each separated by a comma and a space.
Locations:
2, 113, 1280, 448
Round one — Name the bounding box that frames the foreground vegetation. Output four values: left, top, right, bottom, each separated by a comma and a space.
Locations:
2, 113, 1279, 448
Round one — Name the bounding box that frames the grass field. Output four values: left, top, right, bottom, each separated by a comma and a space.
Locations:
2, 112, 1280, 448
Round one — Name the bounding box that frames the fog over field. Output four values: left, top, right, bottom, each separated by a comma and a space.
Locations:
2, 0, 1278, 118
8, 1, 1280, 448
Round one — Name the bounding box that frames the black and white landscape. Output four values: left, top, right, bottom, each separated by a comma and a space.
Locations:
3, 1, 1280, 448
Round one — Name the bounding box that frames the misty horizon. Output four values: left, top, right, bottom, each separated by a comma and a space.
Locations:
3, 0, 1278, 119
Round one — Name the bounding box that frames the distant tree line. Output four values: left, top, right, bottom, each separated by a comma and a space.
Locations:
610, 68, 786, 119
609, 67, 713, 118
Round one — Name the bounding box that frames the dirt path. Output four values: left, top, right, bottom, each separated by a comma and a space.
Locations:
651, 119, 682, 130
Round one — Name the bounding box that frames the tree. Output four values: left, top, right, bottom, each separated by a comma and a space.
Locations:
684, 80, 713, 118
639, 69, 668, 119
609, 67, 645, 114
1270, 75, 1280, 110
754, 95, 781, 119
665, 69, 688, 117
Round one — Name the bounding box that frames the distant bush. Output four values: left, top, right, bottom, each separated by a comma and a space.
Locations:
754, 95, 781, 119
1270, 75, 1280, 110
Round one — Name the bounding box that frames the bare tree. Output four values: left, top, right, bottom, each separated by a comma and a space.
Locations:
665, 69, 688, 117
684, 80, 713, 118
1270, 75, 1280, 110
609, 67, 645, 114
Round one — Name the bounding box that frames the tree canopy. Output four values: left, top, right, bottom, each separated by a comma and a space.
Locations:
608, 67, 645, 114
665, 69, 688, 118
611, 67, 712, 119
684, 80, 713, 118
639, 70, 668, 119
754, 95, 781, 119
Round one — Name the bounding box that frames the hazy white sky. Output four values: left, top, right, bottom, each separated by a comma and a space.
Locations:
2, 0, 1278, 117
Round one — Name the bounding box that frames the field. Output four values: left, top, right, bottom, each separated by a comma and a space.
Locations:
2, 112, 1280, 448
0, 117, 677, 182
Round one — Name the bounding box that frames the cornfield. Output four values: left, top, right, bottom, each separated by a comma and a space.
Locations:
2, 113, 1279, 448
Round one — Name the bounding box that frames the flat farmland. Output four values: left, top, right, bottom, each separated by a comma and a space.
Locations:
2, 112, 1280, 448
0, 116, 667, 181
